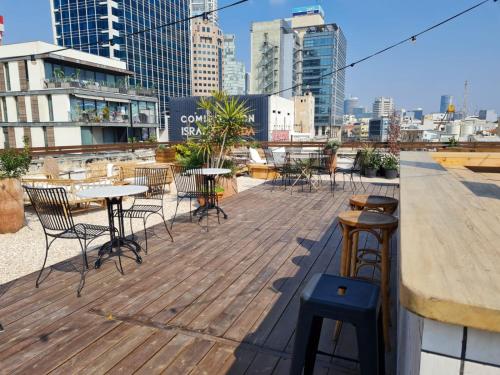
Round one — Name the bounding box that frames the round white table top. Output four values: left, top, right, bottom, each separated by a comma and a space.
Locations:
188, 168, 231, 176
76, 185, 148, 199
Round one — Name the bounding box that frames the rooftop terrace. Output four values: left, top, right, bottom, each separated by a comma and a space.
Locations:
0, 179, 398, 374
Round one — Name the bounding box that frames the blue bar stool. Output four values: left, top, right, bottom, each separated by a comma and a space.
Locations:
290, 273, 384, 375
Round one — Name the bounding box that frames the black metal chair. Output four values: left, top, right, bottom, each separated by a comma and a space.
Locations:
119, 167, 173, 253
170, 165, 205, 228
263, 148, 288, 188
333, 150, 365, 191
24, 186, 113, 297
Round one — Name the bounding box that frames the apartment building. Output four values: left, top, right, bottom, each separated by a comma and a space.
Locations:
0, 41, 158, 149
191, 19, 223, 96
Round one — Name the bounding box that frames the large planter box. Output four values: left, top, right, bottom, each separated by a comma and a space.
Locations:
248, 164, 279, 180
0, 178, 25, 233
155, 148, 176, 163
216, 176, 238, 199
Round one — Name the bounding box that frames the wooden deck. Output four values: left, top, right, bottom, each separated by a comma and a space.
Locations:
0, 180, 399, 374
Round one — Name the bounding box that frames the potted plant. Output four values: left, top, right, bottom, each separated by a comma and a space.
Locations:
195, 92, 253, 199
363, 148, 381, 178
382, 153, 399, 179
324, 139, 341, 155
0, 142, 32, 233
155, 144, 176, 163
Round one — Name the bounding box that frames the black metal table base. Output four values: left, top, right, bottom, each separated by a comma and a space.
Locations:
94, 196, 143, 273
196, 174, 228, 230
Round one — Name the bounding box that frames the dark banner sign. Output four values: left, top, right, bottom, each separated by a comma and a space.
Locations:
168, 95, 270, 141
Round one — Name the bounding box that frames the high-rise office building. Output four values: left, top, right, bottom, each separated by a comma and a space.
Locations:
191, 0, 218, 24
249, 19, 298, 99
191, 19, 223, 96
222, 34, 246, 95
292, 6, 346, 136
440, 95, 453, 113
373, 97, 394, 118
344, 97, 359, 115
0, 16, 4, 45
50, 0, 191, 132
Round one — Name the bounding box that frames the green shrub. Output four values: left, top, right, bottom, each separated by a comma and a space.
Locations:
0, 147, 32, 179
382, 153, 399, 170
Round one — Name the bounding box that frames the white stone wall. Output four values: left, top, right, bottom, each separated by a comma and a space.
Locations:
37, 95, 50, 122
7, 61, 21, 91
54, 126, 82, 146
5, 96, 18, 122
51, 94, 70, 122
30, 127, 46, 147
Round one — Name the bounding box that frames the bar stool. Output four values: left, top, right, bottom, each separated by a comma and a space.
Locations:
349, 194, 399, 215
338, 210, 398, 350
290, 274, 384, 375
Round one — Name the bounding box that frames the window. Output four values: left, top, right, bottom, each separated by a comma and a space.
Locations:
0, 97, 6, 122
24, 61, 30, 84
4, 64, 11, 91
47, 95, 54, 122
14, 97, 19, 122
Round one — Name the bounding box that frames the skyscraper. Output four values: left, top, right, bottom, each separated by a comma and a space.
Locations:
50, 0, 191, 130
372, 97, 394, 118
440, 95, 453, 113
292, 6, 346, 136
222, 34, 246, 95
344, 97, 359, 115
191, 0, 218, 24
191, 19, 223, 96
249, 19, 298, 99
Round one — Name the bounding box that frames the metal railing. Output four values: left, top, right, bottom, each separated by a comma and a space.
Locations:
3, 141, 500, 157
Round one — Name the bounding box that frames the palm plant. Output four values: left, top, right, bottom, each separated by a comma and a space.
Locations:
196, 92, 252, 169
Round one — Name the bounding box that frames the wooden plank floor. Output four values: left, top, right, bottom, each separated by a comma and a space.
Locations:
0, 180, 399, 375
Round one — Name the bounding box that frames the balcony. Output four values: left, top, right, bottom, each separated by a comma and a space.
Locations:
44, 78, 157, 97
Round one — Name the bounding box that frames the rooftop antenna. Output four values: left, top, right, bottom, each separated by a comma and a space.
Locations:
461, 80, 468, 118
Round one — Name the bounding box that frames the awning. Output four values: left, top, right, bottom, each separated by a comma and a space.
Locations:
73, 94, 131, 104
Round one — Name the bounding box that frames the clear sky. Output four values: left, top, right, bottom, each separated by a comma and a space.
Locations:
1, 0, 499, 114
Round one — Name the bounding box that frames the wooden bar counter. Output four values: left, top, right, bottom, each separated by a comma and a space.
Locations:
398, 151, 500, 374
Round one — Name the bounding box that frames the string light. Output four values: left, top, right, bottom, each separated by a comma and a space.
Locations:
269, 0, 494, 97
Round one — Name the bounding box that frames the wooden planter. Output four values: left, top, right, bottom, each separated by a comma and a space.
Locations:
198, 192, 224, 207
155, 148, 176, 163
0, 178, 25, 233
216, 176, 238, 199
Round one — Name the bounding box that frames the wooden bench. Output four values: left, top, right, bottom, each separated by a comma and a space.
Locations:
248, 163, 279, 180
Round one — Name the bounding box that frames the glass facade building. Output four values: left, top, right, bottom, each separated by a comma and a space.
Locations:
50, 0, 191, 129
301, 24, 346, 135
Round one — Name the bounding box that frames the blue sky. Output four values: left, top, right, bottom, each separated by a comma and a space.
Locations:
1, 0, 499, 113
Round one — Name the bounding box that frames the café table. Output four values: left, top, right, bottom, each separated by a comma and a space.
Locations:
288, 153, 328, 192
77, 185, 148, 272
188, 168, 231, 228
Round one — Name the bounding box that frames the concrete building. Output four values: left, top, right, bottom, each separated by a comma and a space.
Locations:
0, 16, 4, 46
168, 94, 294, 141
478, 109, 498, 122
293, 92, 315, 138
369, 116, 390, 141
344, 96, 359, 115
191, 0, 218, 24
440, 95, 453, 113
291, 6, 346, 137
372, 97, 394, 118
191, 19, 223, 97
249, 19, 298, 99
0, 42, 159, 149
222, 34, 245, 95
245, 72, 251, 95
50, 0, 191, 135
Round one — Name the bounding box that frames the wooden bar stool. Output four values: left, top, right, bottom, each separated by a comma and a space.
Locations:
338, 210, 398, 350
349, 194, 399, 215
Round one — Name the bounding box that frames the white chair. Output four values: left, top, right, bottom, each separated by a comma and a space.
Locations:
249, 148, 266, 164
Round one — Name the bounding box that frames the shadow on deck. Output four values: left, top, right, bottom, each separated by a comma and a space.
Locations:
0, 180, 399, 374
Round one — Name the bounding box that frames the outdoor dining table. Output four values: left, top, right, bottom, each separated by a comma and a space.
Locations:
188, 168, 231, 223
288, 153, 328, 191
77, 184, 148, 272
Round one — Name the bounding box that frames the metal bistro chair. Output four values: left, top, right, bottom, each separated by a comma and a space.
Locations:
24, 186, 114, 297
119, 167, 174, 253
333, 150, 366, 191
170, 165, 205, 228
263, 148, 288, 189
